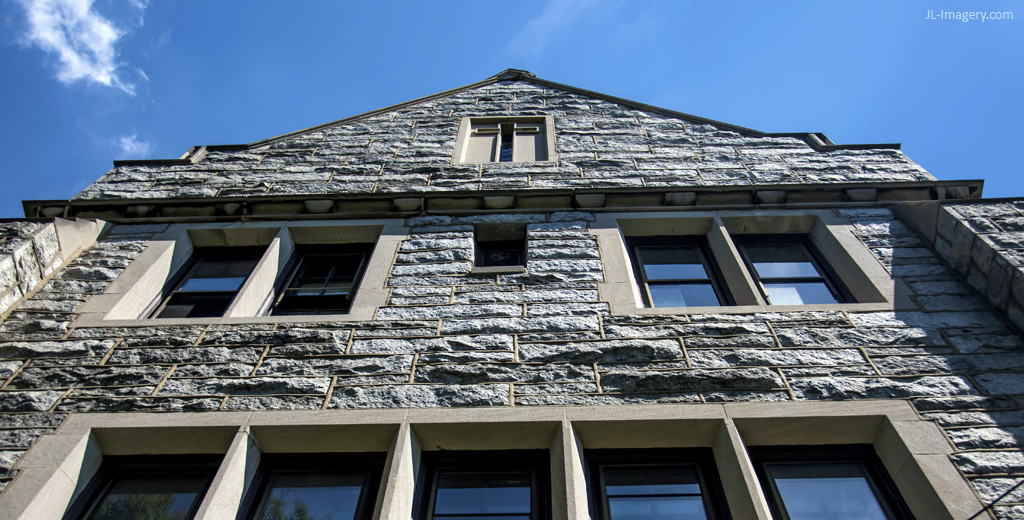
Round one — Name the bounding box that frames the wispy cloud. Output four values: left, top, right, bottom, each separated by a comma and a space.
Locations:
14, 0, 148, 95
115, 133, 152, 158
506, 0, 617, 57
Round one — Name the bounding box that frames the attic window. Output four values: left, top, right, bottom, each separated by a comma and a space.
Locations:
454, 116, 557, 164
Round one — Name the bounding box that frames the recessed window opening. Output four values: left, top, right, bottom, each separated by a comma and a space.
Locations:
455, 116, 554, 164
499, 124, 515, 162
64, 455, 221, 520
417, 451, 549, 520
749, 446, 913, 520
271, 245, 372, 316
586, 449, 728, 520
151, 246, 266, 318
474, 224, 527, 268
627, 237, 729, 308
734, 236, 849, 305
241, 453, 384, 520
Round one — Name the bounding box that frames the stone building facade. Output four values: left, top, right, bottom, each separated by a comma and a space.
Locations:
1, 69, 1023, 519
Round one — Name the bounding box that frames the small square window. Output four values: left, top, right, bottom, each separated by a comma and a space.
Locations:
734, 236, 851, 305
271, 245, 372, 316
64, 455, 221, 520
586, 449, 729, 520
240, 453, 385, 520
627, 237, 730, 308
750, 446, 914, 520
416, 451, 550, 520
476, 240, 526, 267
151, 246, 266, 318
454, 116, 557, 164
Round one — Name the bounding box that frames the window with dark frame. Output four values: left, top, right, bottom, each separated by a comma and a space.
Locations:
271, 245, 372, 316
585, 449, 729, 520
475, 239, 526, 267
151, 246, 266, 319
627, 237, 729, 308
749, 445, 914, 520
239, 453, 385, 520
416, 450, 550, 520
63, 455, 221, 520
734, 236, 850, 306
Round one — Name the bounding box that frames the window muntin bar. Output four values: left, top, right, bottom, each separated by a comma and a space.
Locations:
272, 246, 371, 316
750, 446, 913, 520
152, 247, 265, 319
735, 238, 846, 305
629, 239, 728, 308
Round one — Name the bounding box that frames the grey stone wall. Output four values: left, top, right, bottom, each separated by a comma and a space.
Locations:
923, 201, 1024, 333
76, 81, 933, 201
0, 222, 62, 319
2, 208, 1024, 516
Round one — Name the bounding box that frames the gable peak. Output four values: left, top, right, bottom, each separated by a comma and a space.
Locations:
489, 69, 536, 81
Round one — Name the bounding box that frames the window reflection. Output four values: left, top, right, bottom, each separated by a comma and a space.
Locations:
603, 465, 709, 520
433, 471, 532, 519
736, 240, 843, 305
254, 471, 367, 520
86, 474, 209, 520
751, 447, 912, 520
630, 241, 726, 308
244, 454, 383, 520
68, 456, 220, 520
153, 247, 265, 318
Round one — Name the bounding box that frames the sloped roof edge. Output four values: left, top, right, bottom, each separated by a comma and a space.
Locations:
113, 68, 900, 167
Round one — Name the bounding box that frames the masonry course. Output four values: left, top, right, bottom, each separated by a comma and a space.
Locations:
1, 76, 1023, 517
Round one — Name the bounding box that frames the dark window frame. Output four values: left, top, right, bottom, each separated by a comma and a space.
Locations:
414, 450, 551, 520
626, 236, 733, 307
150, 246, 267, 319
749, 445, 914, 520
584, 448, 731, 520
63, 455, 222, 520
475, 239, 527, 267
270, 244, 373, 316
237, 452, 386, 520
733, 234, 853, 305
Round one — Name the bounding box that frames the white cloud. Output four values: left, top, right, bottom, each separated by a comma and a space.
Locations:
506, 0, 613, 57
15, 0, 147, 95
115, 134, 151, 158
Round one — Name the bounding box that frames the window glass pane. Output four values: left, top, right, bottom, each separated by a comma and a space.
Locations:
764, 282, 837, 305
752, 261, 821, 279
434, 471, 531, 516
255, 471, 365, 520
191, 257, 260, 278
499, 134, 514, 162
179, 277, 248, 292
321, 283, 354, 296
481, 250, 522, 267
604, 466, 702, 496
608, 496, 708, 520
649, 284, 721, 308
638, 246, 709, 280
86, 474, 208, 520
767, 462, 888, 520
157, 293, 235, 318
741, 243, 820, 278
177, 256, 260, 292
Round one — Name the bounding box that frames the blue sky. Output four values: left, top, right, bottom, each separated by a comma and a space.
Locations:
1, 1, 1020, 218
